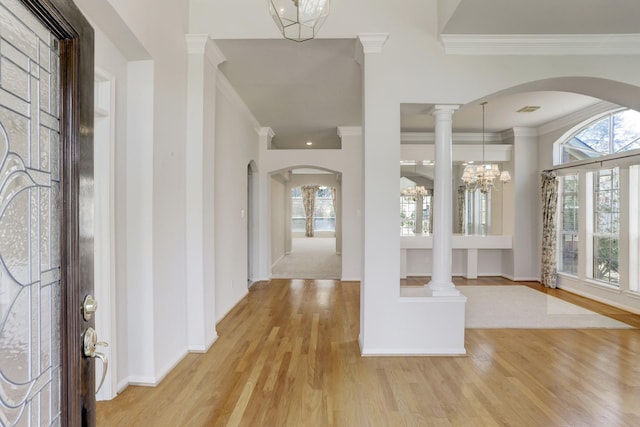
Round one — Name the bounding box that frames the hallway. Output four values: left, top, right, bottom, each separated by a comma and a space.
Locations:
271, 237, 341, 279
98, 279, 640, 426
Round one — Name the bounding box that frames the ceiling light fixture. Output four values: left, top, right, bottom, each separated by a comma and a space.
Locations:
461, 102, 511, 193
306, 141, 313, 146
268, 0, 330, 42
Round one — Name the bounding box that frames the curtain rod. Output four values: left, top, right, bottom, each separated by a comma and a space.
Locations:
543, 150, 640, 173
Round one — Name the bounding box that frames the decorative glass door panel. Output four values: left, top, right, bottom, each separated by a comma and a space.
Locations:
0, 0, 62, 425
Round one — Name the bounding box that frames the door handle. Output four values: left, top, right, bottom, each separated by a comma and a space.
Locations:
82, 327, 109, 394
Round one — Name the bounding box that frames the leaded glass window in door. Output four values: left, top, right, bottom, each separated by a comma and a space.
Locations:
0, 0, 62, 424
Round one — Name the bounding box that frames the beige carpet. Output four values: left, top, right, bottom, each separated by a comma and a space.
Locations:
271, 237, 341, 279
461, 285, 633, 329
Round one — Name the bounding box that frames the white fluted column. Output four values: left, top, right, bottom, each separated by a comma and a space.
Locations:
427, 105, 460, 296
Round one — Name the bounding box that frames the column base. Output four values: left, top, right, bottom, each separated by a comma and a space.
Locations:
425, 282, 461, 297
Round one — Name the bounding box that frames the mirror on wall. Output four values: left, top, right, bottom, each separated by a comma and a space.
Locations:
400, 161, 505, 236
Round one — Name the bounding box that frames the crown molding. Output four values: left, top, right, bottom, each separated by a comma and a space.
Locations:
259, 127, 275, 139
185, 34, 226, 66
440, 33, 640, 56
357, 33, 389, 53
337, 126, 362, 137
401, 132, 503, 144
217, 72, 261, 132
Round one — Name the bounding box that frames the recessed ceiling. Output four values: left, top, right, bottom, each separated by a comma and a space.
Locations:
216, 39, 361, 150
401, 92, 602, 133
442, 0, 640, 35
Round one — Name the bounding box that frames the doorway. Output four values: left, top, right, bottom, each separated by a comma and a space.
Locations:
270, 168, 342, 279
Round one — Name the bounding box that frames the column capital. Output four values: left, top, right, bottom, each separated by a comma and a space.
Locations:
185, 34, 226, 67
337, 126, 362, 138
431, 104, 460, 116
357, 33, 389, 53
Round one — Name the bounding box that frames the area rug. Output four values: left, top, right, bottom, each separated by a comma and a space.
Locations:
271, 237, 341, 279
461, 285, 634, 329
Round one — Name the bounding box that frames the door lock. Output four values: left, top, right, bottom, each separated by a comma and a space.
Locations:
82, 327, 109, 394
82, 294, 98, 321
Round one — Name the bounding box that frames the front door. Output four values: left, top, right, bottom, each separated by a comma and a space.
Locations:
0, 0, 95, 425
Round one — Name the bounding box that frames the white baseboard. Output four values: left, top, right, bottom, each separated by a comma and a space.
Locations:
361, 347, 467, 356
127, 376, 158, 387
216, 290, 249, 324
188, 332, 218, 353
271, 254, 285, 268
116, 379, 129, 395
559, 285, 640, 315
501, 274, 541, 282
340, 277, 361, 282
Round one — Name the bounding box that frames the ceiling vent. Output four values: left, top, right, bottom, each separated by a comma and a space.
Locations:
516, 106, 541, 113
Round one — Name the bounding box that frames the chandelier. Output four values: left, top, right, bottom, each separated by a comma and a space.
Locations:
401, 185, 428, 201
461, 102, 511, 193
268, 0, 330, 42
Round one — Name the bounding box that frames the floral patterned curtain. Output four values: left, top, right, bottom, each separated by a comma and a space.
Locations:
302, 185, 319, 237
457, 186, 466, 234
541, 171, 559, 288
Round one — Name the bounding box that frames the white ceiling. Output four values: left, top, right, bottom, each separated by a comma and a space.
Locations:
214, 1, 639, 149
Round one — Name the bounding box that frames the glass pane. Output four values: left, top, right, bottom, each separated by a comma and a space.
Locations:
574, 116, 610, 154
612, 109, 640, 152
0, 0, 61, 424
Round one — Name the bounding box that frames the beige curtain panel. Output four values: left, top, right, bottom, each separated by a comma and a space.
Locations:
302, 185, 319, 237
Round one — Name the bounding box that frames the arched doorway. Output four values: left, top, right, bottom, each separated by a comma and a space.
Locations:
270, 167, 342, 279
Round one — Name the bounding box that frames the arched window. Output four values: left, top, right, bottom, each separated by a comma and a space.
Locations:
560, 109, 640, 164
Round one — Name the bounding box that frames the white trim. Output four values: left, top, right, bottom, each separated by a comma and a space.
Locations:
361, 347, 467, 356
271, 253, 285, 268
188, 334, 218, 353
401, 131, 503, 144
441, 33, 640, 56
217, 72, 261, 132
538, 101, 619, 136
185, 34, 226, 67
216, 290, 250, 324
558, 284, 640, 316
93, 69, 118, 402
337, 126, 362, 137
357, 33, 389, 53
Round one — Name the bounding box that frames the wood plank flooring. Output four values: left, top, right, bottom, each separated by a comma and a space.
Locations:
97, 278, 640, 426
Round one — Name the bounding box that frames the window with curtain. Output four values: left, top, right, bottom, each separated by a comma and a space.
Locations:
559, 174, 579, 275
590, 168, 620, 285
291, 186, 335, 232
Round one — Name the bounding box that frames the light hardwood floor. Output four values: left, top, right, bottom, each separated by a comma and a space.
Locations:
97, 278, 640, 426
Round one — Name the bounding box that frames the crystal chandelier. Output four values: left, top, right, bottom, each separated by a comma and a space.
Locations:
461, 102, 511, 193
401, 185, 428, 201
268, 0, 330, 42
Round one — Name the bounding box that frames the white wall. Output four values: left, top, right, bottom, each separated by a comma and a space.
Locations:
270, 178, 286, 266
77, 0, 191, 387
93, 24, 129, 398
214, 75, 260, 322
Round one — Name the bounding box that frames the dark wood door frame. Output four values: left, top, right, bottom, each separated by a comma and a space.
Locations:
18, 0, 95, 425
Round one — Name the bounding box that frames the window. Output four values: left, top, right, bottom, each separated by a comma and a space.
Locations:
630, 165, 640, 292
559, 174, 579, 275
291, 186, 336, 232
590, 168, 619, 285
561, 109, 640, 163
465, 189, 491, 235
314, 186, 336, 231
400, 195, 416, 235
